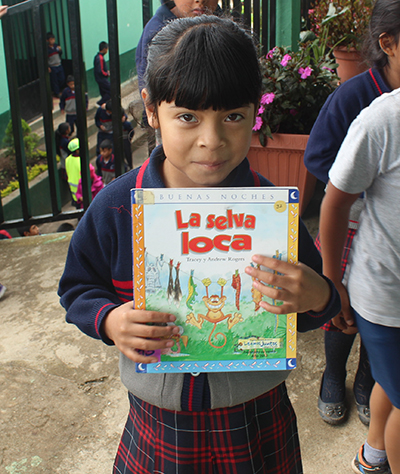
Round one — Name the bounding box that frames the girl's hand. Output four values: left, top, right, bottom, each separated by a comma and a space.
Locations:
245, 254, 331, 315
330, 280, 358, 334
102, 301, 179, 363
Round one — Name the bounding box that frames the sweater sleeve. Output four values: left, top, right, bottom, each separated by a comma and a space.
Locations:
58, 173, 139, 344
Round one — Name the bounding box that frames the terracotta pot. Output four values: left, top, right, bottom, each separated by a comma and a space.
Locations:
247, 133, 316, 216
333, 47, 368, 83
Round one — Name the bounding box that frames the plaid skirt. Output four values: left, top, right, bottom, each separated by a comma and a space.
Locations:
314, 228, 356, 332
113, 382, 302, 474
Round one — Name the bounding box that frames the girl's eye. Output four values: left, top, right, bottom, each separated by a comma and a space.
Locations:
226, 113, 244, 122
178, 113, 197, 123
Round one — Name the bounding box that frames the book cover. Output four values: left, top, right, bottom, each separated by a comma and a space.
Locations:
131, 187, 299, 374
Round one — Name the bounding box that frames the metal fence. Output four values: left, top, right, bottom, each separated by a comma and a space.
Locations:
0, 0, 311, 232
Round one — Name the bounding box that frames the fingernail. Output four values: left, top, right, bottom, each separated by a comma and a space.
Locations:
165, 341, 174, 347
169, 314, 176, 322
171, 326, 180, 334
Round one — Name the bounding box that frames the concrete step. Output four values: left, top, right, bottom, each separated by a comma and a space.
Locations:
27, 77, 147, 160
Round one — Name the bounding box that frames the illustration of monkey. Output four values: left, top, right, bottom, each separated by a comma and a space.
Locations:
186, 277, 243, 348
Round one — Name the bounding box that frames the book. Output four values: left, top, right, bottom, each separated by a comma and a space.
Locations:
131, 187, 299, 374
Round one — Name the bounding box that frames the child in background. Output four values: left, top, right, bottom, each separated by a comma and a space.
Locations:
94, 41, 110, 106
65, 138, 81, 207
55, 122, 71, 180
95, 99, 113, 155
75, 163, 103, 209
122, 108, 134, 169
135, 0, 220, 93
59, 75, 88, 135
18, 224, 40, 237
320, 88, 400, 474
95, 139, 115, 185
59, 16, 341, 474
46, 32, 65, 98
304, 0, 400, 427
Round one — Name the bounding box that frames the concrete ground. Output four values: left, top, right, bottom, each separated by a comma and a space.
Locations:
0, 181, 368, 473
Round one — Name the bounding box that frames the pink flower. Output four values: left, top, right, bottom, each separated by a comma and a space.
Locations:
258, 105, 265, 115
280, 54, 292, 67
308, 9, 314, 14
253, 116, 263, 131
266, 47, 276, 59
260, 92, 275, 105
298, 66, 312, 79
322, 66, 335, 73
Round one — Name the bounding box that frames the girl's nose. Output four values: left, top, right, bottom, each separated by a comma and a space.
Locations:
198, 123, 225, 151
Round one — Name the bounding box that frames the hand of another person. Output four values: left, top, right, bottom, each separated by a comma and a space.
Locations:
245, 254, 331, 315
102, 301, 179, 363
330, 280, 358, 334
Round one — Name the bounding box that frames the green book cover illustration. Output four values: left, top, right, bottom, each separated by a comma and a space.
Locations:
131, 187, 298, 373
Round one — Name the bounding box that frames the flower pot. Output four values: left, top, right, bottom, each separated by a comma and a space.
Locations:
246, 133, 316, 215
333, 47, 368, 83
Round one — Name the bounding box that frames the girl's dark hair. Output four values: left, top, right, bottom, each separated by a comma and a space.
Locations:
144, 15, 262, 111
363, 0, 400, 68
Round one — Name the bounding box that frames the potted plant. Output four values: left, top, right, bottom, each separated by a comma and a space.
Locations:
308, 0, 373, 81
248, 41, 338, 214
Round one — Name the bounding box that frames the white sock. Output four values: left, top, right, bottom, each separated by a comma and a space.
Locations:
363, 441, 387, 465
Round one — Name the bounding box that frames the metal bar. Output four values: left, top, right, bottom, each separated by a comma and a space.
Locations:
7, 0, 54, 15
107, 0, 124, 178
242, 0, 251, 28
67, 0, 91, 210
269, 0, 276, 51
142, 0, 151, 28
0, 209, 84, 230
253, 0, 261, 42
32, 0, 62, 216
261, 0, 269, 53
1, 2, 31, 221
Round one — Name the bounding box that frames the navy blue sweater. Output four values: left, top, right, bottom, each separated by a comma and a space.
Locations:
59, 146, 340, 343
304, 68, 390, 184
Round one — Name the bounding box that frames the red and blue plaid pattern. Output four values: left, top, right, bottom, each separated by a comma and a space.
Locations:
314, 228, 357, 332
113, 383, 302, 474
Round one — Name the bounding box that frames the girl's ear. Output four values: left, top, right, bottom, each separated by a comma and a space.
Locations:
141, 88, 159, 129
379, 33, 397, 56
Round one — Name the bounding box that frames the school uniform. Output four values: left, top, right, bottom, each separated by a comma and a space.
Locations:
48, 43, 65, 96
95, 106, 113, 154
94, 52, 110, 105
59, 87, 88, 134
59, 146, 341, 473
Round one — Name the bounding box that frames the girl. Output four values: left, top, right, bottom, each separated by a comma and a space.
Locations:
304, 0, 400, 427
59, 16, 340, 473
320, 88, 400, 474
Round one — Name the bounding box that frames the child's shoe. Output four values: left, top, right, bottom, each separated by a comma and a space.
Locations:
0, 284, 6, 299
352, 445, 391, 474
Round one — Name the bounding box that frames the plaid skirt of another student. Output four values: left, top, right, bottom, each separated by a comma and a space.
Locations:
113, 382, 302, 474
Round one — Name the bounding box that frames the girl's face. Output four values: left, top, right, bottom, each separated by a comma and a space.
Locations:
172, 0, 218, 17
144, 94, 256, 188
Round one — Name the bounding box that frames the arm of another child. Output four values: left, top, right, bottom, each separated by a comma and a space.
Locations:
319, 181, 360, 333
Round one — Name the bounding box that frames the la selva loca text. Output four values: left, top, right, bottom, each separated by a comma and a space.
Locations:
175, 209, 256, 254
